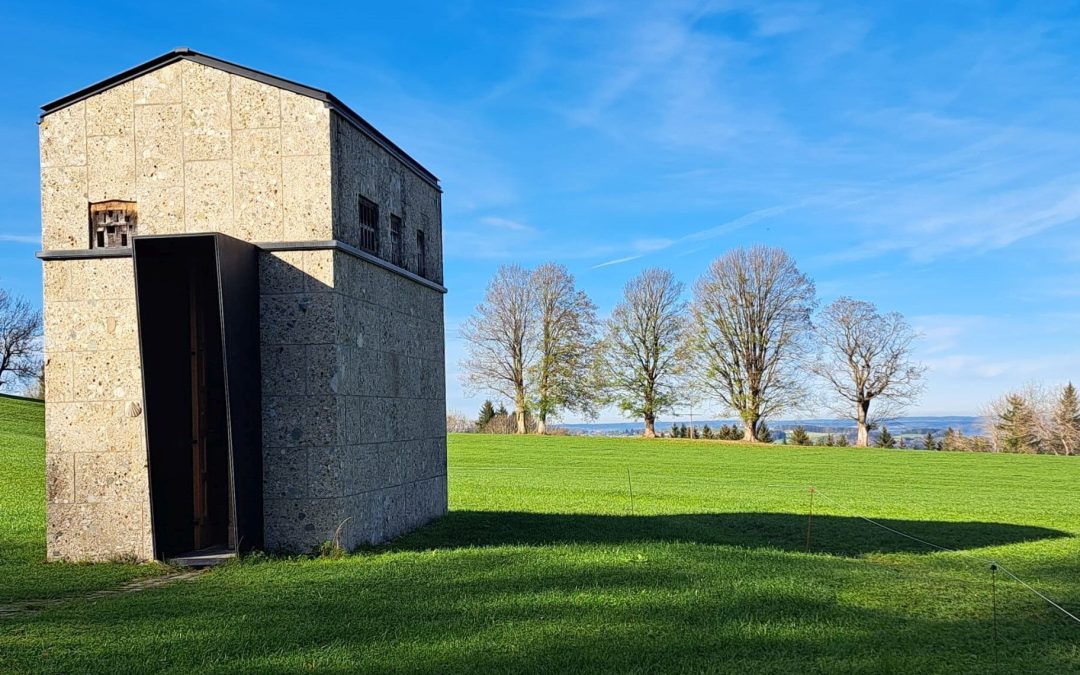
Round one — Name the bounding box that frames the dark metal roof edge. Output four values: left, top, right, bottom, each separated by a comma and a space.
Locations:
325, 99, 441, 190
37, 238, 448, 294
39, 48, 441, 189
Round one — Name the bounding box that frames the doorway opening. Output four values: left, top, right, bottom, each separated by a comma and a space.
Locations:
133, 234, 262, 562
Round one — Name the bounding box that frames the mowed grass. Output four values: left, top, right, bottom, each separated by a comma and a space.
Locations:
0, 396, 160, 605
0, 400, 1077, 673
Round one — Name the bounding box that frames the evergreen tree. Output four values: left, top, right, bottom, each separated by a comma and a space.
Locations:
758, 423, 774, 444
923, 431, 937, 450
496, 403, 508, 417
679, 423, 689, 439
825, 433, 835, 446
1049, 383, 1080, 456
671, 422, 680, 438
702, 424, 713, 439
995, 394, 1040, 453
876, 426, 896, 448
789, 426, 811, 446
835, 434, 849, 447
477, 400, 497, 430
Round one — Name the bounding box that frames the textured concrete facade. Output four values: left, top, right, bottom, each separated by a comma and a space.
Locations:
259, 250, 447, 550
42, 257, 154, 561
40, 52, 446, 561
40, 60, 332, 251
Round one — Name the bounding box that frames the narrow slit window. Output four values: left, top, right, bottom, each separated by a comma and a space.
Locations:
358, 196, 379, 254
416, 230, 427, 277
89, 201, 137, 249
390, 215, 403, 267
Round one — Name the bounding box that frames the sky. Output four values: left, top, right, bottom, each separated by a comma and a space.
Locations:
1, 1, 1079, 421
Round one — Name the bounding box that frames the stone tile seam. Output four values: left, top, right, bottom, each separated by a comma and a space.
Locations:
262, 474, 448, 503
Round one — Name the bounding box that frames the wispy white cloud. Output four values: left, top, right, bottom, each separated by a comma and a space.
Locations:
478, 216, 535, 232
592, 204, 789, 268
0, 234, 39, 245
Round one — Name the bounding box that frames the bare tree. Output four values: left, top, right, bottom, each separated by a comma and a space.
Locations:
690, 246, 816, 442
22, 357, 45, 399
598, 268, 686, 438
808, 297, 925, 447
460, 265, 537, 434
530, 263, 598, 434
445, 410, 475, 434
0, 289, 43, 392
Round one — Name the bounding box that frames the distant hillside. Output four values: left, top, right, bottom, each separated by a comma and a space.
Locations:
560, 416, 983, 438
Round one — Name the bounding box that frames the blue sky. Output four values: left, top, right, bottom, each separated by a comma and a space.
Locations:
2, 1, 1079, 420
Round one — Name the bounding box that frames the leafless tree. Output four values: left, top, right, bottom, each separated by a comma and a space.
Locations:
22, 357, 45, 399
0, 289, 43, 392
598, 268, 686, 438
530, 263, 599, 434
690, 246, 816, 442
445, 410, 475, 434
809, 297, 925, 447
460, 265, 537, 434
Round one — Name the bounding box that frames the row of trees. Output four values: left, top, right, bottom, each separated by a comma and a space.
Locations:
982, 383, 1079, 455
461, 246, 925, 446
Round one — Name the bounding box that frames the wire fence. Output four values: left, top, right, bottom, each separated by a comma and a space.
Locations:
451, 462, 1080, 627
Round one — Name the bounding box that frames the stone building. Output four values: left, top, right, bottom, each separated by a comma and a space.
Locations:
38, 48, 448, 563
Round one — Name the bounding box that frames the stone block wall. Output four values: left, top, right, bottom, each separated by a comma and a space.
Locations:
39, 60, 332, 249
330, 114, 443, 285
42, 258, 152, 561
259, 249, 447, 551
41, 56, 447, 560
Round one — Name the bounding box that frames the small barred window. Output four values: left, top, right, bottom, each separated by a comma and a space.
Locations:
89, 201, 137, 249
416, 230, 427, 277
390, 215, 403, 267
359, 196, 379, 253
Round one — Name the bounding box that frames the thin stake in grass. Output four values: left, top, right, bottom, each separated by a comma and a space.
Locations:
627, 467, 635, 515
991, 562, 999, 660
805, 486, 816, 553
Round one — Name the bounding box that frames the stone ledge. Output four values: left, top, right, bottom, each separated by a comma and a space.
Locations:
37, 239, 447, 294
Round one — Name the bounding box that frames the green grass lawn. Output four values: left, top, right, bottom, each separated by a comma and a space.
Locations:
1, 398, 1078, 673
0, 396, 160, 606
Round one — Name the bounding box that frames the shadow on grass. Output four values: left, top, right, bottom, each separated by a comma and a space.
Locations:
387, 511, 1071, 557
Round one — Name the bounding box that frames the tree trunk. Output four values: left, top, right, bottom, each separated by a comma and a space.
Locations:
856, 399, 870, 447
515, 385, 527, 434
742, 416, 759, 443
742, 426, 759, 443
537, 415, 547, 435
643, 414, 656, 438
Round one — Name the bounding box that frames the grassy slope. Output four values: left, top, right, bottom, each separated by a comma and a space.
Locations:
0, 396, 160, 605
0, 426, 1077, 673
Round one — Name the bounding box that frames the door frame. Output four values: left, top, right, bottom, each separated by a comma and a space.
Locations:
133, 233, 263, 560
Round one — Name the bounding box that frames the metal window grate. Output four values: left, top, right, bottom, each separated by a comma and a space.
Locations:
89, 201, 137, 249
359, 196, 379, 253
390, 215, 403, 267
416, 229, 427, 277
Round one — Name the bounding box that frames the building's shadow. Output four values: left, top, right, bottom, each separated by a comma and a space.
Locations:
387, 510, 1070, 557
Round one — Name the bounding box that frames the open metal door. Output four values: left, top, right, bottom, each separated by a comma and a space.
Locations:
133, 233, 263, 559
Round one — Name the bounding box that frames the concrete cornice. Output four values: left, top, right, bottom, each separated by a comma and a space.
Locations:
36, 239, 448, 294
